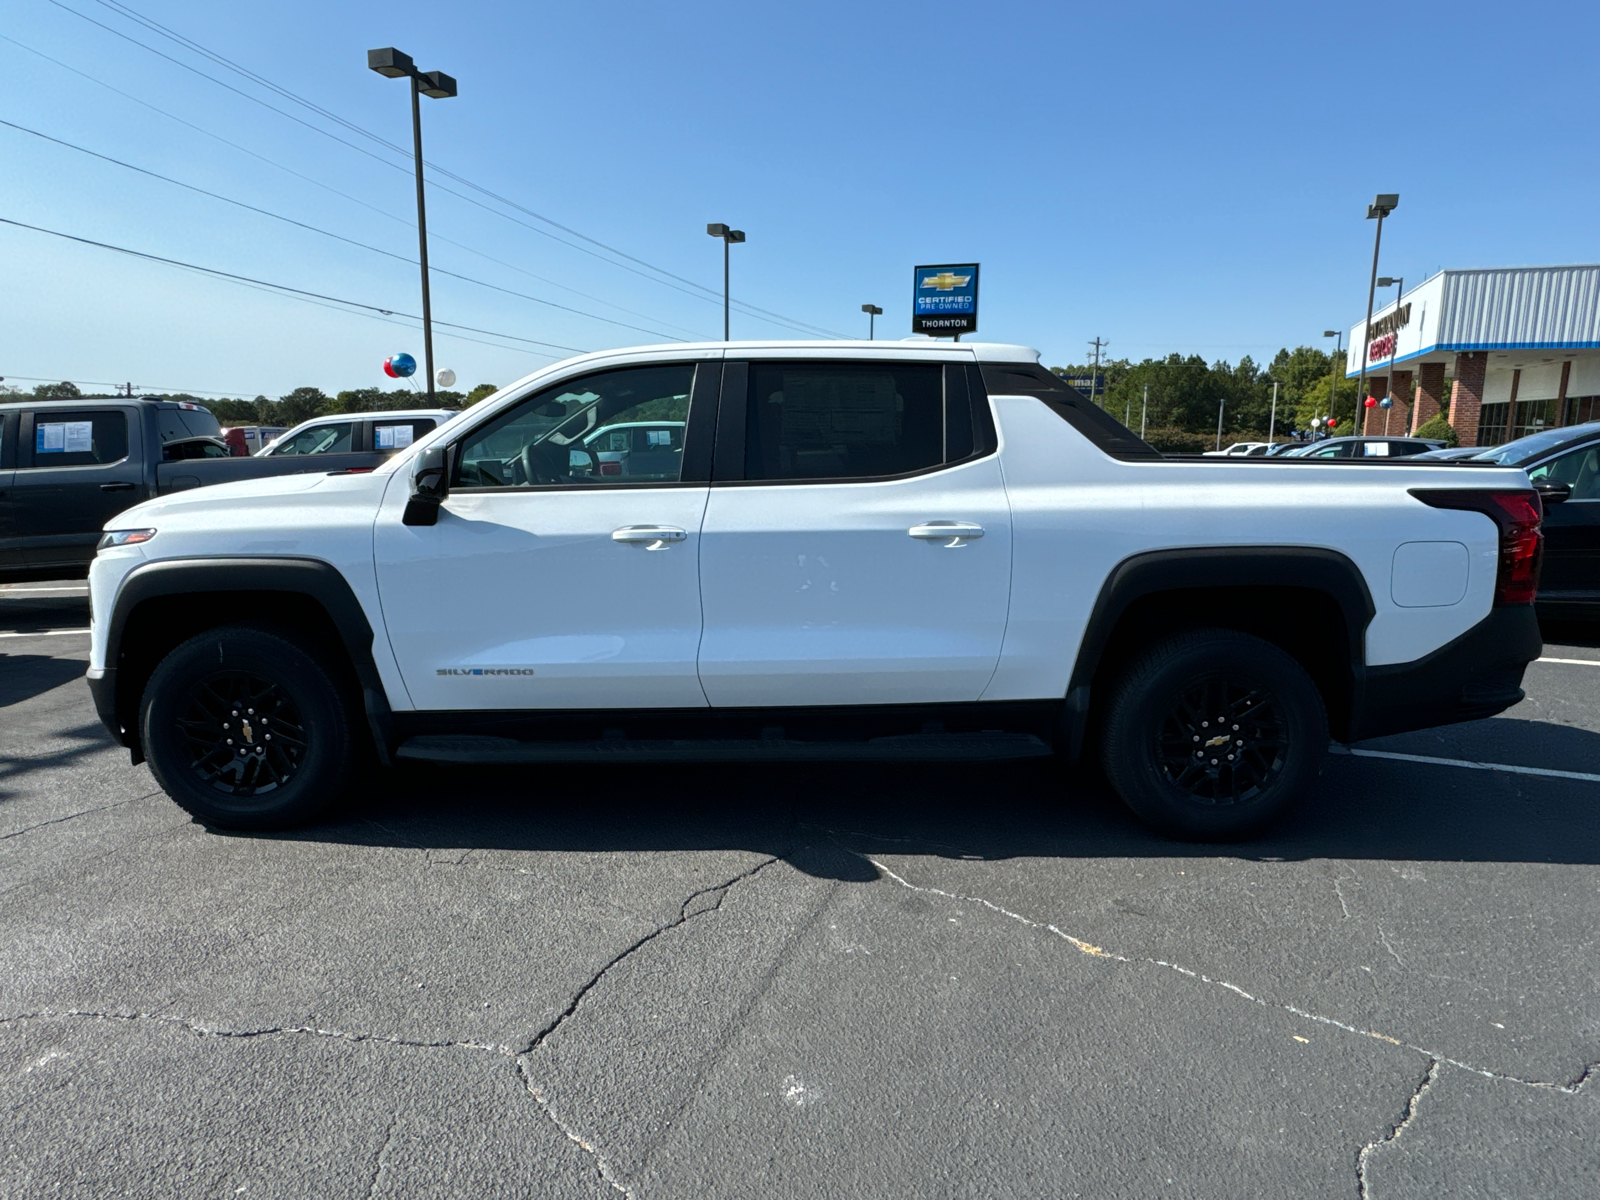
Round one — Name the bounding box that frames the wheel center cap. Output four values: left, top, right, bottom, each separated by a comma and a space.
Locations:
240, 720, 254, 743
1204, 733, 1230, 748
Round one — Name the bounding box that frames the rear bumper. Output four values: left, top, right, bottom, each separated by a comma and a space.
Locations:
1347, 605, 1542, 742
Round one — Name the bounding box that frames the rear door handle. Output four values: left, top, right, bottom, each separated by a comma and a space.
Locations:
909, 521, 985, 546
612, 525, 687, 548
100, 482, 137, 492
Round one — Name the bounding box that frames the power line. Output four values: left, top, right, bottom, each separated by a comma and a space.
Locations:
0, 118, 694, 342
1, 373, 260, 397
55, 0, 852, 339
0, 215, 590, 354
0, 32, 714, 341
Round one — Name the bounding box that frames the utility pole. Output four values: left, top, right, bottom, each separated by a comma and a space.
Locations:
1086, 337, 1109, 407
1216, 396, 1227, 452
1269, 380, 1278, 444
1140, 383, 1148, 440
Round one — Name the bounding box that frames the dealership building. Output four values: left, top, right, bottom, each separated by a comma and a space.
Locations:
1346, 264, 1600, 446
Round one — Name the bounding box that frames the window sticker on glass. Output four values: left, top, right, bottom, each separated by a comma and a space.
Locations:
646, 429, 672, 446
36, 421, 93, 453
375, 424, 414, 450
1364, 442, 1391, 456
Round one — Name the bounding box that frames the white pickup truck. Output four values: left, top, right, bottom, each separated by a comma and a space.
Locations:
86, 341, 1549, 840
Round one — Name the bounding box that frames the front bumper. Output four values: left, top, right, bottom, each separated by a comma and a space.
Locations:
86, 667, 134, 750
1347, 604, 1542, 742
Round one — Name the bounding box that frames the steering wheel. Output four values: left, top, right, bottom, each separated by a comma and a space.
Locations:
519, 441, 562, 486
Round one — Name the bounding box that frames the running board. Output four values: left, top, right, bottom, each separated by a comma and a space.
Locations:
395, 732, 1054, 765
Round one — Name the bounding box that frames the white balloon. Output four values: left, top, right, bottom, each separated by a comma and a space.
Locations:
435, 368, 457, 388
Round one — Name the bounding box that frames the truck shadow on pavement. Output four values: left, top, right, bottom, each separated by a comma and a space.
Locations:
0, 654, 92, 710
264, 715, 1600, 878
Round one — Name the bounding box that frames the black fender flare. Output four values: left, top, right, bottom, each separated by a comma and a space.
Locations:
1061, 546, 1376, 759
94, 556, 395, 765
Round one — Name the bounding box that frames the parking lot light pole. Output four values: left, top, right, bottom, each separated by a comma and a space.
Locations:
862, 304, 882, 340
1376, 276, 1403, 434
368, 47, 457, 405
1356, 193, 1399, 436
706, 224, 746, 340
1215, 396, 1226, 452
1323, 330, 1343, 436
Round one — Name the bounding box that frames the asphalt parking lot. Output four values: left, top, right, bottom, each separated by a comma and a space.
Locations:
2, 581, 1597, 1199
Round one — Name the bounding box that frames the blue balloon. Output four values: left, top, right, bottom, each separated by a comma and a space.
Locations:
1378, 397, 1393, 409
384, 352, 417, 379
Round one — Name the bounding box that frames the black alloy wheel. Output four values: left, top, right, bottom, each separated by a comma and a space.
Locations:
175, 670, 308, 795
1100, 629, 1327, 841
1154, 675, 1287, 805
141, 625, 356, 830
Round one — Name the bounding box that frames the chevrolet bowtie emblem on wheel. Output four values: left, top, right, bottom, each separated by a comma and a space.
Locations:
919, 272, 971, 291
1205, 733, 1231, 748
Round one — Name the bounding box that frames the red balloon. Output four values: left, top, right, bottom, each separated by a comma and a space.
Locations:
383, 359, 400, 378
1364, 396, 1377, 407
1328, 418, 1338, 427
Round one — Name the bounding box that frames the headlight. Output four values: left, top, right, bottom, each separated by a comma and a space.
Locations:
97, 528, 157, 550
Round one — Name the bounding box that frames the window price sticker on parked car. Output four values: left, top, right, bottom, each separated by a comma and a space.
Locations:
912, 264, 979, 337
375, 424, 414, 450
36, 421, 93, 454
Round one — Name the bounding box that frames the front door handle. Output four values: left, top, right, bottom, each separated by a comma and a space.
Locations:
100, 482, 136, 492
612, 525, 687, 549
909, 521, 985, 547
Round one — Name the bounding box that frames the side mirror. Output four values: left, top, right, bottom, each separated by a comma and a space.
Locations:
568, 448, 596, 475
1535, 480, 1572, 506
402, 446, 449, 526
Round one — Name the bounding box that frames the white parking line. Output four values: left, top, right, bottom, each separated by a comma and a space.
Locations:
1333, 745, 1600, 784
0, 628, 91, 639
1537, 656, 1600, 667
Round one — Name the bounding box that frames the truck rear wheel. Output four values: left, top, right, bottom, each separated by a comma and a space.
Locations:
140, 625, 355, 830
1100, 629, 1327, 841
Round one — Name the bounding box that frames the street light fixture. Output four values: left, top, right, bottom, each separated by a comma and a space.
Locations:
1376, 276, 1403, 434
861, 304, 883, 340
706, 223, 746, 341
368, 47, 457, 405
1354, 193, 1398, 437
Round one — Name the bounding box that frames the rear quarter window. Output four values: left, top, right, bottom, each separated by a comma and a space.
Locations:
978, 363, 1160, 461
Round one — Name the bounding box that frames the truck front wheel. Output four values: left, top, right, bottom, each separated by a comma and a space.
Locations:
140, 625, 355, 830
1100, 629, 1328, 841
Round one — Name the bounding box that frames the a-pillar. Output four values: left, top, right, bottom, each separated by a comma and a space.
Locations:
1448, 352, 1489, 447
1412, 361, 1446, 432
1361, 375, 1387, 435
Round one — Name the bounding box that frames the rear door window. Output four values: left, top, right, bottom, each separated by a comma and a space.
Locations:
742, 362, 945, 481
372, 418, 436, 453
24, 409, 129, 467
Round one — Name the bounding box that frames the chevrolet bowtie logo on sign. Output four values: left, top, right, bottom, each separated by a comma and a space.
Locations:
913, 263, 979, 337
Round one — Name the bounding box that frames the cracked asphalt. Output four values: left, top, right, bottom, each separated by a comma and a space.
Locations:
2, 582, 1598, 1198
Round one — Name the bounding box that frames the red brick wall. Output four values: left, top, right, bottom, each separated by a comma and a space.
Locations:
1386, 370, 1414, 437
1413, 361, 1446, 432
1362, 375, 1388, 435
1449, 352, 1489, 447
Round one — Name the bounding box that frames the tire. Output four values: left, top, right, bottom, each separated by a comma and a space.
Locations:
1099, 628, 1328, 841
140, 625, 356, 830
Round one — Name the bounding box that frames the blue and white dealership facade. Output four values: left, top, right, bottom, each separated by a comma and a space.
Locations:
1347, 265, 1600, 446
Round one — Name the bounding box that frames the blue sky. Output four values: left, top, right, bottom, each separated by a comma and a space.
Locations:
3, 0, 1596, 399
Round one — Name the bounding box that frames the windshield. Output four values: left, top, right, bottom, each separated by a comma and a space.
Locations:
1470, 421, 1600, 465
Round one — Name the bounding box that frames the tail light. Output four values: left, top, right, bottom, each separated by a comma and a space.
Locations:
1410, 488, 1543, 605
599, 461, 622, 476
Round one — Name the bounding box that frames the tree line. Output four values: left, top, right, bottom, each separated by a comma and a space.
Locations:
13, 343, 1396, 451
5, 380, 502, 427
1051, 345, 1371, 452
